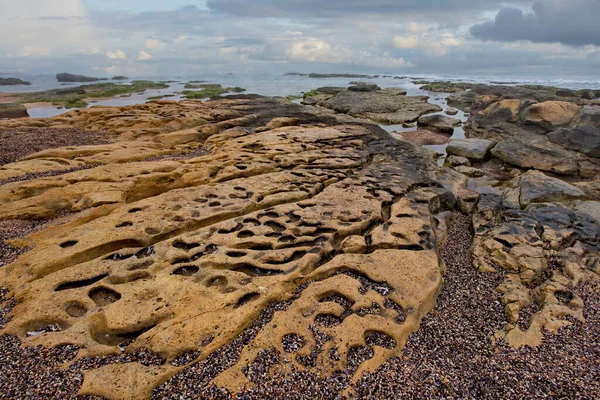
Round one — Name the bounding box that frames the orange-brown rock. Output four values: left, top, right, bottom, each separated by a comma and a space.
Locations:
0, 96, 453, 399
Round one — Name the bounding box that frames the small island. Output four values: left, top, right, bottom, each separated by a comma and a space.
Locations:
56, 73, 108, 83
0, 78, 32, 86
112, 76, 129, 81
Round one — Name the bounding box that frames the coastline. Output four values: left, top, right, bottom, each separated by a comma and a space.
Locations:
0, 76, 598, 399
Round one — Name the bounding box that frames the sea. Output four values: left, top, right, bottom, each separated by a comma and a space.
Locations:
2, 72, 600, 119
2, 72, 598, 195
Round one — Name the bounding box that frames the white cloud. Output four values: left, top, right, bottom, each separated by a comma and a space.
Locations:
137, 50, 153, 60
19, 46, 50, 57
144, 38, 166, 49
1, 0, 94, 56
285, 39, 353, 63
393, 36, 420, 49
174, 35, 188, 44
106, 50, 127, 59
405, 22, 428, 34
393, 32, 461, 57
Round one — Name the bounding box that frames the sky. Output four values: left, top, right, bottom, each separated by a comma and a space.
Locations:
1, 0, 599, 78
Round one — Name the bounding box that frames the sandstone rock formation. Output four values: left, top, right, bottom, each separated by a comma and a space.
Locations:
0, 96, 453, 399
1, 84, 599, 398
447, 83, 600, 350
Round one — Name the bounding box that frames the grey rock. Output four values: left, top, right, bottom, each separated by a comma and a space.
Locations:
380, 88, 407, 96
547, 126, 600, 158
518, 170, 585, 207
575, 201, 600, 224
447, 139, 496, 161
445, 155, 471, 167
570, 105, 600, 129
454, 166, 485, 177
316, 87, 346, 95
417, 114, 461, 134
446, 108, 459, 116
321, 91, 441, 124
447, 91, 477, 111
301, 93, 332, 106
491, 137, 579, 176
0, 103, 29, 119
348, 83, 381, 92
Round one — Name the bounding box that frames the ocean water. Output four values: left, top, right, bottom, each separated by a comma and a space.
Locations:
1, 72, 599, 119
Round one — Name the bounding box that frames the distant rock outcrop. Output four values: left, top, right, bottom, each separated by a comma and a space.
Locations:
0, 78, 31, 86
56, 73, 106, 83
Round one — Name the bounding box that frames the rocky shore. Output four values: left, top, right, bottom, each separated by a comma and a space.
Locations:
0, 80, 598, 399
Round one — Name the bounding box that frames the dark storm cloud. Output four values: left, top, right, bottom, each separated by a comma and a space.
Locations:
471, 0, 600, 46
206, 0, 517, 17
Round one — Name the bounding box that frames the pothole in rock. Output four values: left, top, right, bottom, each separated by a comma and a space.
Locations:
89, 287, 122, 306
59, 240, 78, 248
65, 302, 88, 317
173, 266, 200, 276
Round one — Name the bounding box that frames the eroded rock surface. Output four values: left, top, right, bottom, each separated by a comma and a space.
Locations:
0, 96, 451, 399
472, 194, 599, 348
440, 82, 600, 350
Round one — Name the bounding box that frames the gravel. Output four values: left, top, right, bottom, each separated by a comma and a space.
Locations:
0, 213, 597, 399
0, 127, 111, 166
355, 213, 600, 399
0, 164, 100, 186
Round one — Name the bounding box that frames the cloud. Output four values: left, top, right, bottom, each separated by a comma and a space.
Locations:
393, 36, 420, 49
137, 50, 153, 60
393, 32, 461, 57
174, 35, 188, 44
285, 39, 352, 63
206, 0, 521, 17
471, 0, 600, 46
1, 0, 94, 56
144, 38, 166, 49
106, 50, 126, 59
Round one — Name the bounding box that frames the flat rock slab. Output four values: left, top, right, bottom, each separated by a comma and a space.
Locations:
518, 170, 585, 207
321, 91, 441, 124
491, 137, 579, 176
446, 138, 495, 161
348, 83, 381, 92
